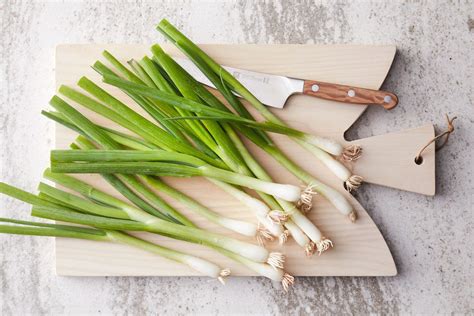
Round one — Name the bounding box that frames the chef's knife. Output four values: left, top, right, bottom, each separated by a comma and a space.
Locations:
174, 57, 398, 110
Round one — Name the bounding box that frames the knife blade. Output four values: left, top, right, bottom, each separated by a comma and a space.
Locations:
174, 57, 398, 110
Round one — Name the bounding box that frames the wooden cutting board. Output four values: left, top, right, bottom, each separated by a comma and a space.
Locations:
54, 44, 435, 277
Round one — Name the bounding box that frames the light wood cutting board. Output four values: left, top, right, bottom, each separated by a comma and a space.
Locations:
54, 44, 435, 277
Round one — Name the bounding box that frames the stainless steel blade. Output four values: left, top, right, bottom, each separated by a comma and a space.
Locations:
174, 57, 304, 109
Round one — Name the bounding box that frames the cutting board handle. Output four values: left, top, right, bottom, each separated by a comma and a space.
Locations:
302, 80, 398, 110
350, 124, 436, 195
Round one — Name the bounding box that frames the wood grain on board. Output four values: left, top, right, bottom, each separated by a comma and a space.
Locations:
54, 44, 435, 276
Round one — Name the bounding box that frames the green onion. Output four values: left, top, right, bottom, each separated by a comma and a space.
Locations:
38, 205, 273, 263
59, 39, 327, 257
213, 247, 294, 292
51, 147, 326, 253
74, 111, 275, 240
104, 230, 230, 281
0, 218, 229, 280
0, 218, 107, 241
294, 140, 363, 192
73, 135, 254, 234
0, 184, 277, 265
50, 149, 302, 202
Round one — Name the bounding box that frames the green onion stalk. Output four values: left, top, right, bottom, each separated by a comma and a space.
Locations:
1, 217, 292, 290
0, 217, 231, 282
0, 181, 284, 270
156, 19, 361, 220
140, 48, 247, 176
49, 149, 301, 203
39, 172, 294, 292
53, 84, 300, 203
98, 50, 329, 253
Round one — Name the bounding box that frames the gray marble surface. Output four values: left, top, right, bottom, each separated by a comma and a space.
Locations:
1, 1, 473, 315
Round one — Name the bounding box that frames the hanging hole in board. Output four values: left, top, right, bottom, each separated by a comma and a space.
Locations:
414, 156, 423, 165
414, 114, 457, 167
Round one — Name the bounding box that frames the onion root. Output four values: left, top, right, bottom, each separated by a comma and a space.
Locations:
282, 273, 295, 292
305, 241, 316, 257
341, 145, 362, 162
267, 252, 285, 270
345, 175, 364, 192
297, 184, 318, 213
256, 224, 275, 245
217, 268, 231, 285
315, 237, 333, 255
349, 210, 357, 223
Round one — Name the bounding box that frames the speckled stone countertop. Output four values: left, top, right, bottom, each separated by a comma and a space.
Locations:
1, 1, 472, 314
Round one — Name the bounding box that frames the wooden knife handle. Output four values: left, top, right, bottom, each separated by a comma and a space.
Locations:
303, 80, 398, 110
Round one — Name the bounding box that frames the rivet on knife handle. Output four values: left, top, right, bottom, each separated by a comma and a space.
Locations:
303, 80, 398, 110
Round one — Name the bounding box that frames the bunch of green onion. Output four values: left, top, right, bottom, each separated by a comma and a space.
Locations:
86, 43, 341, 253
52, 77, 294, 244
0, 178, 293, 288
72, 46, 332, 254
1, 123, 294, 289
47, 31, 341, 254
0, 19, 367, 289
0, 53, 300, 287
